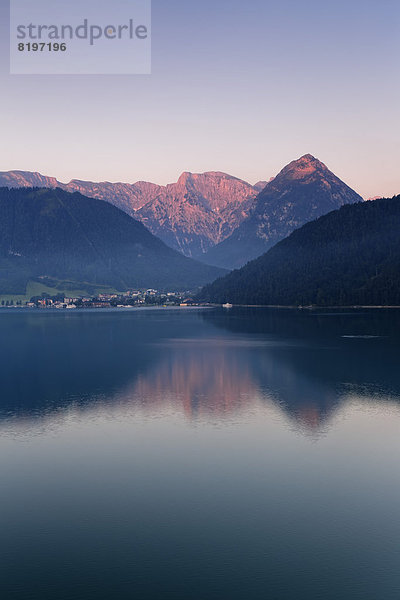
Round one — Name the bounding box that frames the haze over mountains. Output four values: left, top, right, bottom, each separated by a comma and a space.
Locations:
201, 155, 364, 269
199, 195, 400, 306
0, 187, 224, 296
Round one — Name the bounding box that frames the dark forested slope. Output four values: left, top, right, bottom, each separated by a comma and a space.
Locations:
0, 187, 225, 294
198, 196, 400, 306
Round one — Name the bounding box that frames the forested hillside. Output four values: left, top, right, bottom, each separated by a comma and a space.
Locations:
198, 196, 400, 306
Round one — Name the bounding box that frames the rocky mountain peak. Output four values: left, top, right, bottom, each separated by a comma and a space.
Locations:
201, 155, 363, 269
138, 171, 259, 255
277, 154, 329, 181
176, 172, 194, 187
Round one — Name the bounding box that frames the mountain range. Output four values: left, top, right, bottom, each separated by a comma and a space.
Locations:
198, 195, 400, 306
0, 170, 260, 257
0, 187, 224, 296
0, 156, 364, 268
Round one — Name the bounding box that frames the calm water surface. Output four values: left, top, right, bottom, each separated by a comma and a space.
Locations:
0, 307, 400, 600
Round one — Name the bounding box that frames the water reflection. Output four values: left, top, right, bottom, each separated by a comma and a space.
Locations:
1, 308, 400, 435
2, 308, 400, 600
133, 344, 257, 419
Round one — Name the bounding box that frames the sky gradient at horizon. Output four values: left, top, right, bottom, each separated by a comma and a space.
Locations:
0, 0, 399, 199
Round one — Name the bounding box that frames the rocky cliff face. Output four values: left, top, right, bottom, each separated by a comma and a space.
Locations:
0, 172, 161, 213
64, 180, 162, 213
136, 172, 258, 256
0, 170, 259, 257
201, 155, 364, 269
0, 171, 60, 188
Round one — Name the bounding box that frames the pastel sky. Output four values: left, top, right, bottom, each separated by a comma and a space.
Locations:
0, 0, 399, 199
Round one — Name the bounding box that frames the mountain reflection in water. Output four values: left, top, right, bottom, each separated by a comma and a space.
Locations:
0, 307, 400, 435
2, 308, 400, 600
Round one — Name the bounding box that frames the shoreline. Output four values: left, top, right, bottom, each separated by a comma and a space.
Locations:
2, 303, 400, 312
208, 304, 400, 310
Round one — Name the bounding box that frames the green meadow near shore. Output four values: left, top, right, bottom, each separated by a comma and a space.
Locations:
0, 280, 121, 305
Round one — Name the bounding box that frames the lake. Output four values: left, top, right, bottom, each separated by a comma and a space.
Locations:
1, 307, 399, 600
